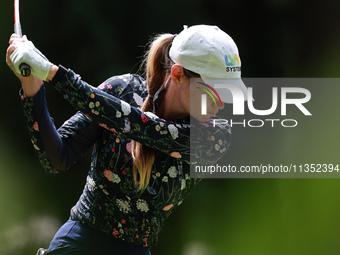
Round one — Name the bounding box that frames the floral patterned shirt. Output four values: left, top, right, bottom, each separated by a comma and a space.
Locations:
20, 65, 232, 247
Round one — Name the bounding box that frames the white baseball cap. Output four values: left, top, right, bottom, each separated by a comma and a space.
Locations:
169, 25, 248, 103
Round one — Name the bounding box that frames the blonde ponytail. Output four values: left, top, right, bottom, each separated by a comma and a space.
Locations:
131, 34, 175, 191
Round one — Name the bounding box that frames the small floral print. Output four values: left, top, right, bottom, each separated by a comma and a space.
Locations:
116, 199, 131, 213
90, 93, 95, 99
87, 176, 96, 191
33, 121, 39, 131
89, 102, 95, 108
98, 83, 105, 90
211, 136, 215, 141
121, 101, 131, 116
133, 92, 144, 106
116, 111, 122, 118
122, 118, 131, 133
122, 170, 127, 175
156, 172, 161, 177
143, 238, 148, 247
168, 124, 179, 140
136, 199, 149, 212
215, 144, 220, 150
110, 128, 118, 133
167, 166, 178, 178
104, 169, 120, 183
155, 125, 161, 131
181, 179, 186, 190
113, 228, 119, 237
141, 113, 148, 123
170, 152, 182, 159
104, 169, 113, 181
32, 142, 40, 151
219, 139, 223, 145
95, 101, 100, 107
147, 186, 157, 195
99, 123, 108, 130
112, 173, 121, 184
163, 204, 174, 211
162, 176, 168, 182
126, 142, 132, 154
144, 111, 158, 120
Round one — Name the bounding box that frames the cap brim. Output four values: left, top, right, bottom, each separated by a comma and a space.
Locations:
201, 77, 248, 103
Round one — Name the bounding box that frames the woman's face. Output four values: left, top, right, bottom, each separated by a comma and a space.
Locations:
179, 77, 224, 122
170, 65, 224, 122
188, 79, 224, 122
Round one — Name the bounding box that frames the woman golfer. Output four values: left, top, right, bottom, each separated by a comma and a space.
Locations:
7, 25, 246, 254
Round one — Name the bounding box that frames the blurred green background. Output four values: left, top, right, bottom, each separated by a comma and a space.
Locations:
1, 0, 340, 254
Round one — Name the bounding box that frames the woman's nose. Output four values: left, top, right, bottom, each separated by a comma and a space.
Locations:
217, 101, 224, 110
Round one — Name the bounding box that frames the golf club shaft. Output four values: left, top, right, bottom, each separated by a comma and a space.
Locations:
14, 0, 31, 77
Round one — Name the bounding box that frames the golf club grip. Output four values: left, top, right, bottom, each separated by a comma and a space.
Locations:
20, 63, 31, 77
14, 22, 31, 77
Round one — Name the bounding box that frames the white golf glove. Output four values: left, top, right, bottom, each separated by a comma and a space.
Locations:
10, 40, 52, 81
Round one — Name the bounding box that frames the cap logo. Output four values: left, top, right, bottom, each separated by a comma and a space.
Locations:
225, 54, 241, 72
225, 54, 240, 66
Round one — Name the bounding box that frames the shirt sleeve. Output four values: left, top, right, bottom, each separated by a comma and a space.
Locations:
20, 85, 103, 174
48, 65, 232, 165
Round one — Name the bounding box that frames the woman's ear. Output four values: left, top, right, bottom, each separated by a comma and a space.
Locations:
170, 64, 184, 85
